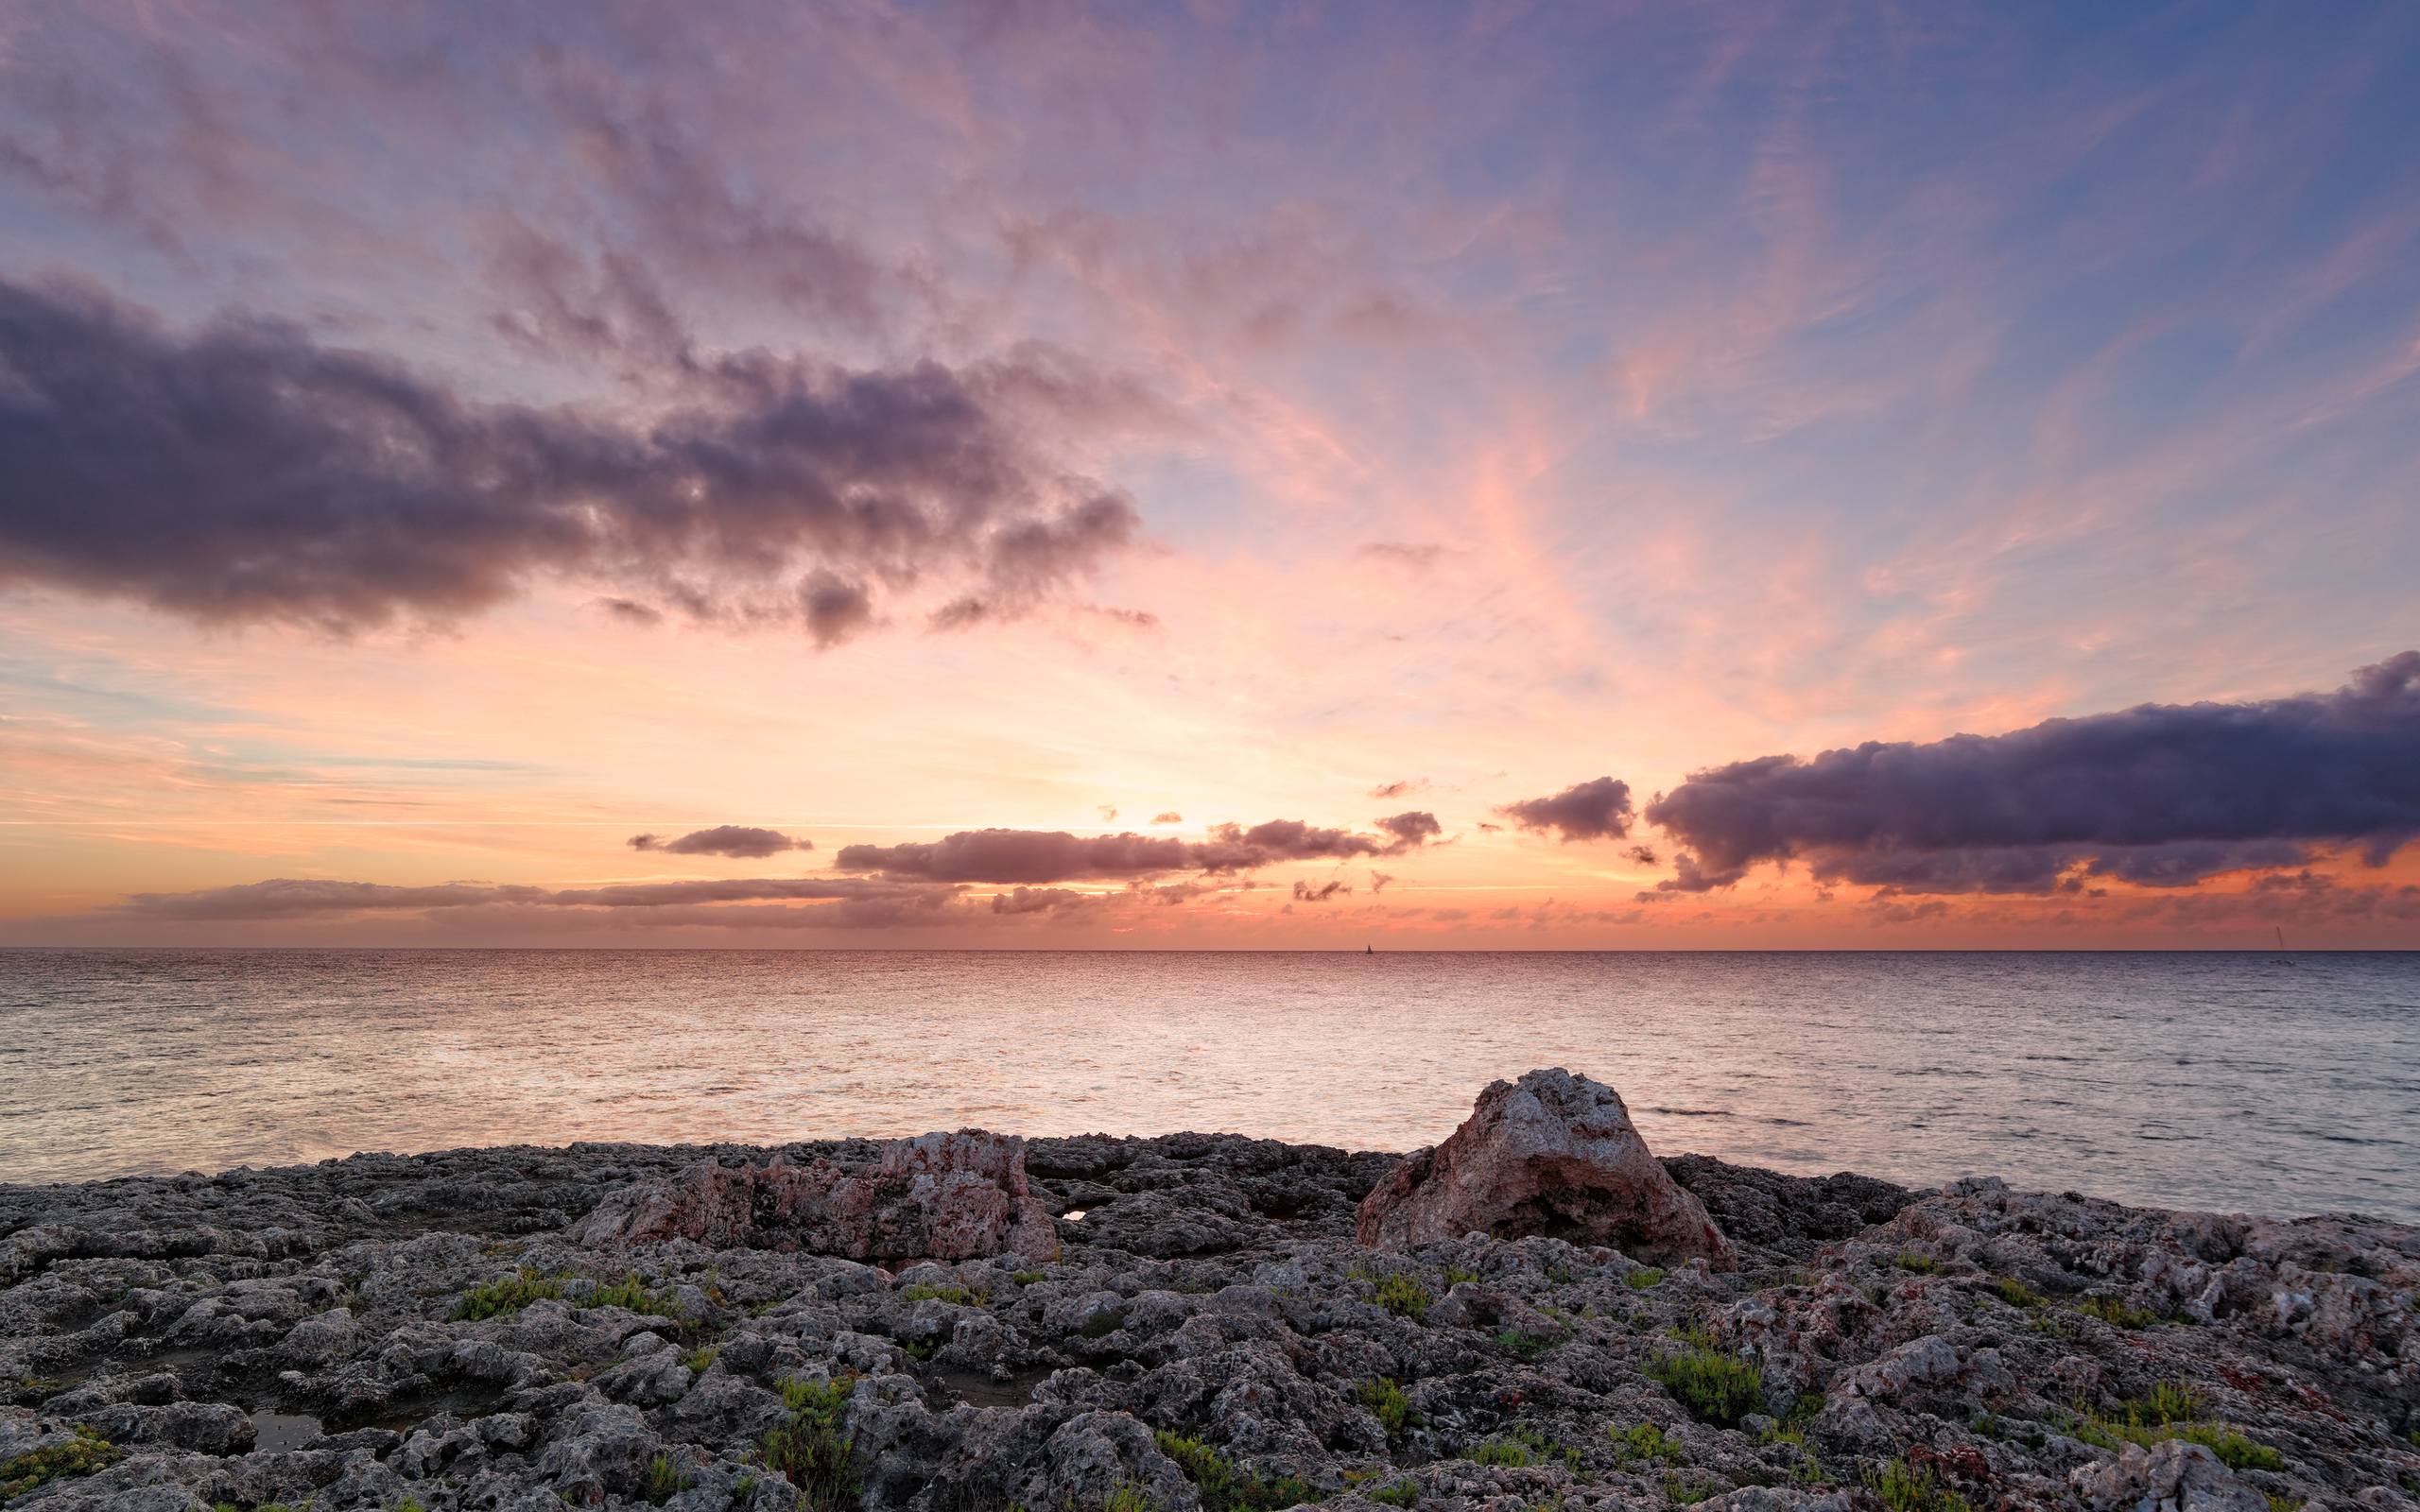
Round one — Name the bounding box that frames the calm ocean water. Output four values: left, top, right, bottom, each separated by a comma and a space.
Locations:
1, 949, 2413, 1221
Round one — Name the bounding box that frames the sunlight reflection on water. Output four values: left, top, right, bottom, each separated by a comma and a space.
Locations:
1, 948, 2413, 1219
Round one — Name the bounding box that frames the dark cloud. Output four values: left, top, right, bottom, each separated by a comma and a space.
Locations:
798, 572, 875, 648
990, 886, 1089, 915
837, 816, 1424, 883
1624, 844, 1658, 866
1374, 811, 1443, 850
1291, 879, 1350, 902
1194, 819, 1386, 870
1150, 811, 1184, 825
1369, 778, 1428, 799
1497, 776, 1635, 842
115, 875, 934, 921
835, 829, 1192, 884
1369, 870, 1396, 894
0, 277, 1143, 633
627, 826, 811, 859
1647, 654, 2420, 895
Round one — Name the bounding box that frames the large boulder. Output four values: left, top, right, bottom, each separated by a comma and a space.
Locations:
570, 1130, 1058, 1261
1355, 1068, 1736, 1266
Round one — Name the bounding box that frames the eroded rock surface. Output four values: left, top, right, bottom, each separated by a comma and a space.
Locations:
0, 1122, 2413, 1511
569, 1130, 1057, 1262
1357, 1069, 1737, 1268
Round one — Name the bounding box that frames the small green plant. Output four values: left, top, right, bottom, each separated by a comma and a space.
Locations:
1495, 1328, 1555, 1360
683, 1344, 719, 1373
901, 1281, 988, 1306
1610, 1420, 1683, 1466
1893, 1252, 1941, 1275
1102, 1486, 1158, 1512
1991, 1277, 2042, 1309
2, 1426, 118, 1497
1648, 1341, 1764, 1427
2071, 1382, 2286, 1472
1371, 1273, 1433, 1320
1358, 1376, 1415, 1436
587, 1271, 685, 1318
762, 1375, 859, 1510
1011, 1268, 1046, 1285
1443, 1265, 1480, 1285
2266, 1496, 2306, 1512
1150, 1431, 1318, 1511
394, 1500, 428, 1512
453, 1266, 568, 1319
1663, 1476, 1720, 1505
644, 1452, 687, 1504
9, 1374, 61, 1405
2077, 1294, 2158, 1329
1866, 1457, 1972, 1512
1625, 1267, 1667, 1289
1369, 1479, 1417, 1508
1463, 1437, 1532, 1468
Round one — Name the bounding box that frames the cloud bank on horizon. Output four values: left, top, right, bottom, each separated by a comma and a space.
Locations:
1, 1, 2416, 947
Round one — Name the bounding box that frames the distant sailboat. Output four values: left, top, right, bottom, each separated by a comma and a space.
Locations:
1365, 943, 1374, 954
2269, 925, 2293, 966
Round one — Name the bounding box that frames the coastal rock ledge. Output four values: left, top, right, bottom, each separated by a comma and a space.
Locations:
1, 1073, 2415, 1512
1357, 1068, 1737, 1268
569, 1130, 1058, 1262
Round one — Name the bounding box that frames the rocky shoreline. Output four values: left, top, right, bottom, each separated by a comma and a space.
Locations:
2, 1071, 2415, 1511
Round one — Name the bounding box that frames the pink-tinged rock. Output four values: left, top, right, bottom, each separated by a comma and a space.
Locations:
1355, 1068, 1736, 1267
570, 1130, 1058, 1262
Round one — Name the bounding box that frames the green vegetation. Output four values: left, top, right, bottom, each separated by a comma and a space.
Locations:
1609, 1421, 1683, 1467
1893, 1252, 1941, 1275
1368, 1479, 1418, 1508
453, 1267, 567, 1320
901, 1281, 988, 1306
9, 1374, 61, 1405
1646, 1332, 1765, 1428
1370, 1273, 1433, 1320
587, 1271, 685, 1318
1991, 1277, 2043, 1309
643, 1452, 687, 1505
2267, 1497, 2306, 1512
2, 1426, 117, 1497
1443, 1265, 1480, 1286
1495, 1328, 1556, 1360
683, 1345, 719, 1374
761, 1375, 860, 1511
2072, 1382, 2286, 1472
1150, 1430, 1320, 1511
452, 1266, 683, 1321
2076, 1294, 2158, 1330
1102, 1486, 1157, 1512
1662, 1476, 1720, 1505
1624, 1267, 1667, 1290
1866, 1457, 1972, 1512
1358, 1377, 1415, 1437
1011, 1268, 1046, 1285
1463, 1437, 1533, 1469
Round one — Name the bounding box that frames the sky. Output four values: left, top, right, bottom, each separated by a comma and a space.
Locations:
1, 0, 2416, 949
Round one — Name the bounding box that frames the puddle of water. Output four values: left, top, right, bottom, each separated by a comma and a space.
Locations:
926, 1364, 1056, 1410
250, 1411, 322, 1452
358, 1383, 511, 1434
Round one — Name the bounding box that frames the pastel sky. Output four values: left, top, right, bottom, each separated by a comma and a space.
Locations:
2, 0, 2416, 948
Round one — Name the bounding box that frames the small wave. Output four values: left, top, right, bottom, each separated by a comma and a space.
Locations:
1649, 1107, 1732, 1118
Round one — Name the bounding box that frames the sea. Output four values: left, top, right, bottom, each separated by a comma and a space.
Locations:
1, 949, 2413, 1222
